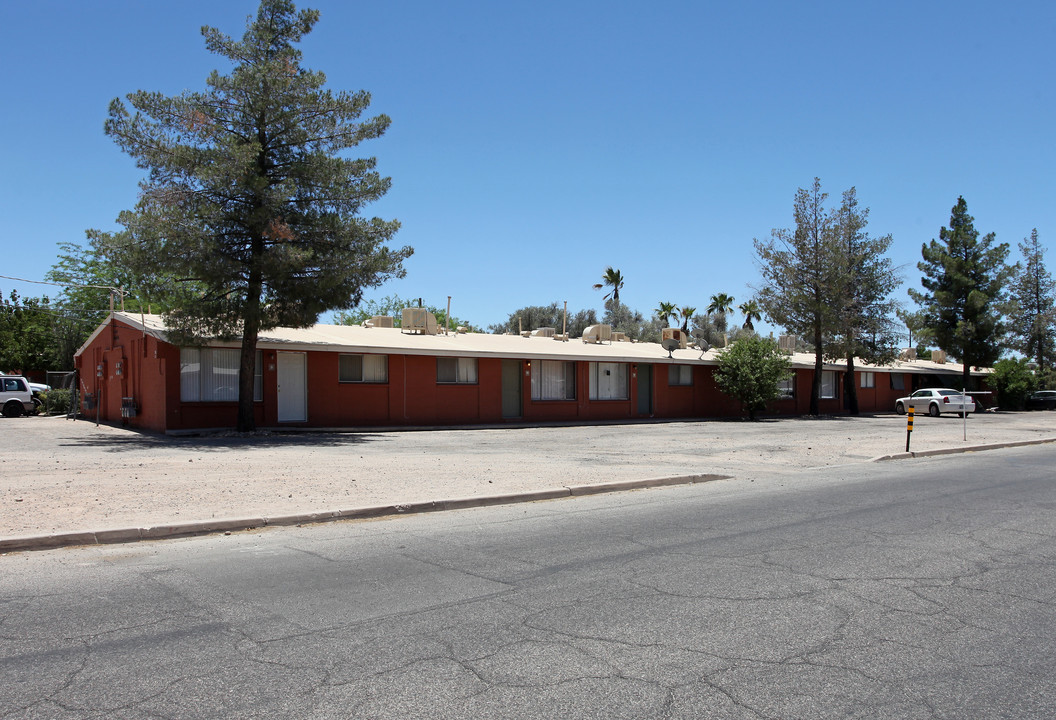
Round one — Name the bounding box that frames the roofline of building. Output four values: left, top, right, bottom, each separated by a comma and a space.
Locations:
78, 312, 990, 377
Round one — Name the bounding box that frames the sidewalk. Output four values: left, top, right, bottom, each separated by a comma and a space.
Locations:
3, 411, 1056, 551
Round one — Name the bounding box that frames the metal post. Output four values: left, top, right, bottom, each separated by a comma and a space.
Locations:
906, 407, 914, 452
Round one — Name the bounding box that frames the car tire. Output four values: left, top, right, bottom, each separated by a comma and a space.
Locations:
3, 401, 24, 418
895, 402, 906, 415
929, 403, 940, 417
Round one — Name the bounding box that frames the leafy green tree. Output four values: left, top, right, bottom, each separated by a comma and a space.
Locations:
909, 197, 1010, 389
988, 358, 1038, 410
738, 299, 761, 331
1008, 229, 1056, 371
95, 0, 411, 431
827, 188, 902, 414
593, 267, 625, 304
713, 336, 792, 420
654, 301, 678, 327
334, 294, 473, 332
754, 178, 841, 415
602, 300, 655, 341
0, 291, 61, 373
488, 303, 598, 337
46, 234, 182, 367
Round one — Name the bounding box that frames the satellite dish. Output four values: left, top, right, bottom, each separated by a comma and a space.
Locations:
691, 329, 711, 358
661, 338, 679, 358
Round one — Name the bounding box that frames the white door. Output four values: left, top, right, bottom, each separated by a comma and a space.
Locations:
276, 352, 307, 422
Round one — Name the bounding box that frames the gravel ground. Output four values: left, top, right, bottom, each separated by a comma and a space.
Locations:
3, 411, 1056, 538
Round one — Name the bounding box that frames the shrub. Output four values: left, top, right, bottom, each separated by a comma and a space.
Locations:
988, 358, 1037, 410
714, 336, 792, 420
39, 388, 73, 415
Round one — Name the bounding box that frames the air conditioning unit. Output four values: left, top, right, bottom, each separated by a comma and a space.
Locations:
932, 349, 947, 364
401, 308, 439, 335
778, 335, 798, 351
531, 327, 556, 338
662, 327, 687, 349
612, 332, 628, 342
582, 324, 613, 344
899, 348, 917, 361
365, 315, 394, 328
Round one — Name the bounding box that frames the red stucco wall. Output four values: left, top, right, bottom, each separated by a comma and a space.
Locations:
76, 318, 931, 432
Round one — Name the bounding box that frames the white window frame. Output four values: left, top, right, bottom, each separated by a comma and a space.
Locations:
589, 362, 629, 401
437, 357, 478, 384
668, 364, 693, 386
180, 348, 262, 402
820, 370, 838, 399
531, 360, 576, 401
339, 354, 388, 383
777, 377, 795, 398
860, 371, 875, 388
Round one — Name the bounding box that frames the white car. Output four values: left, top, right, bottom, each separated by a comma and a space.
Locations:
895, 388, 976, 417
0, 375, 36, 417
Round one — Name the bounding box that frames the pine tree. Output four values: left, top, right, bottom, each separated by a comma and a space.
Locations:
827, 188, 901, 414
754, 178, 841, 415
909, 197, 1010, 388
1008, 229, 1056, 371
96, 0, 411, 430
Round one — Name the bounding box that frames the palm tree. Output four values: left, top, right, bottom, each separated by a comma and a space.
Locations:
707, 293, 735, 345
679, 306, 697, 334
739, 299, 762, 331
654, 301, 678, 327
593, 267, 625, 305
707, 293, 735, 330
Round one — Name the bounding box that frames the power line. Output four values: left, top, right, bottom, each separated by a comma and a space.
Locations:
0, 274, 126, 294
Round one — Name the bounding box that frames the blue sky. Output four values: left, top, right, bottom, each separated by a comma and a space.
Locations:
2, 1, 1053, 337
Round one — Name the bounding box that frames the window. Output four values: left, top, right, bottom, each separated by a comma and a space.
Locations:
531, 360, 576, 401
589, 362, 629, 400
339, 354, 388, 383
180, 348, 262, 402
777, 377, 795, 398
668, 364, 693, 386
3, 378, 27, 392
860, 371, 875, 388
820, 370, 838, 399
437, 357, 478, 384
890, 373, 905, 390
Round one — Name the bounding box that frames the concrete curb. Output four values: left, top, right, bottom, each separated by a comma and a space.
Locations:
0, 474, 727, 554
870, 436, 1056, 463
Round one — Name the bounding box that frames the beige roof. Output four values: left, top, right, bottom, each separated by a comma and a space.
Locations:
80, 312, 985, 376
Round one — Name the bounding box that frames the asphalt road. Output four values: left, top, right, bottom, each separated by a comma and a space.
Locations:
2, 446, 1055, 719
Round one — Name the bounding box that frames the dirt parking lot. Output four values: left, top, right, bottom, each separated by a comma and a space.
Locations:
3, 411, 1056, 539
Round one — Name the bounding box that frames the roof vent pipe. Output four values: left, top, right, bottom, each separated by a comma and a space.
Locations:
446, 296, 451, 336
563, 301, 568, 342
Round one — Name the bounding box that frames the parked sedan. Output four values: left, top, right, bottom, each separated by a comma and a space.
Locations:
895, 388, 976, 417
1025, 390, 1056, 410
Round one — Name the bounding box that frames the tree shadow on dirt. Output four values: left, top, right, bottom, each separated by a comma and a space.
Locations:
59, 430, 390, 452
